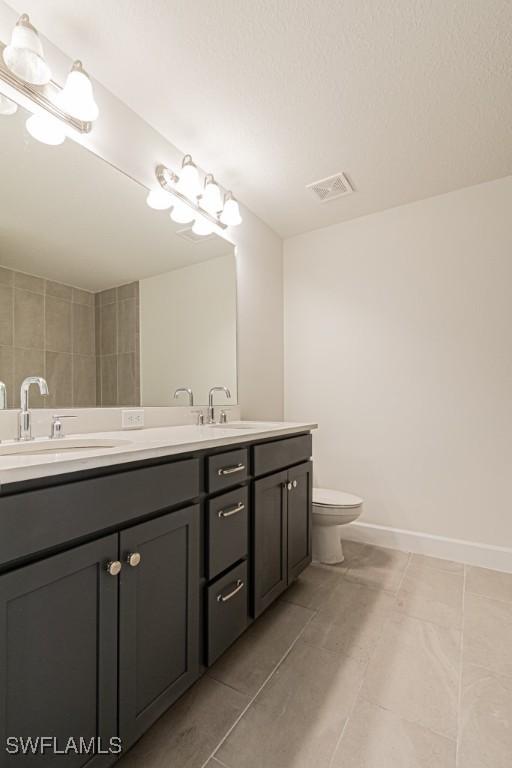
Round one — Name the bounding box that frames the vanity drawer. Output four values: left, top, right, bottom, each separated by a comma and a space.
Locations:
207, 487, 249, 580
207, 561, 248, 665
207, 448, 249, 493
0, 458, 200, 568
252, 434, 312, 477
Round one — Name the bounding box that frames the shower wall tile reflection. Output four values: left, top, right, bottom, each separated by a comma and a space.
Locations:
0, 267, 140, 408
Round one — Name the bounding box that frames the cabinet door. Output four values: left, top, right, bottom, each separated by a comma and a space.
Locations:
252, 470, 288, 618
119, 506, 200, 749
0, 535, 118, 768
287, 462, 313, 582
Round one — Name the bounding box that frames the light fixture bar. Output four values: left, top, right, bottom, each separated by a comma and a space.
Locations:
0, 41, 91, 134
155, 164, 228, 230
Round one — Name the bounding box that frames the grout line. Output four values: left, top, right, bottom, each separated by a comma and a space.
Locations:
455, 563, 467, 767
200, 608, 318, 768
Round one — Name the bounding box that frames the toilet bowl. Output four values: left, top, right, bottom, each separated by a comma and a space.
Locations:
312, 488, 363, 564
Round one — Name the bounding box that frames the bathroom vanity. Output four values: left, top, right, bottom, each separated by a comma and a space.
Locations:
0, 422, 314, 764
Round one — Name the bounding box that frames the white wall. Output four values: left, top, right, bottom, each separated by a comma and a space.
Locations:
0, 2, 283, 420
140, 254, 237, 406
284, 177, 512, 555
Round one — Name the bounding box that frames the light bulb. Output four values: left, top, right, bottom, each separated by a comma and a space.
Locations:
192, 215, 215, 236
220, 196, 242, 226
56, 61, 98, 122
201, 178, 222, 214
146, 188, 173, 210
170, 203, 195, 224
0, 94, 18, 116
3, 14, 51, 85
176, 159, 201, 198
26, 113, 66, 145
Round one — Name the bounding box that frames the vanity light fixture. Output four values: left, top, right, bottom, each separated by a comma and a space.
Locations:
220, 192, 243, 226
56, 61, 99, 122
175, 155, 202, 198
152, 160, 242, 235
0, 13, 98, 144
146, 188, 174, 210
0, 93, 17, 115
201, 174, 223, 215
2, 14, 51, 86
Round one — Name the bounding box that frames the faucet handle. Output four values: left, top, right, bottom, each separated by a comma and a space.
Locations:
191, 409, 205, 426
50, 414, 77, 439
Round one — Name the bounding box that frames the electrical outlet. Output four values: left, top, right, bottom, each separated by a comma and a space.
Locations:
121, 409, 145, 429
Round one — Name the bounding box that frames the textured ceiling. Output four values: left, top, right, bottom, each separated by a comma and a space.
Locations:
5, 0, 512, 236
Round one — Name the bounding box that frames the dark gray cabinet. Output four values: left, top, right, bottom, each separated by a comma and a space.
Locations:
0, 535, 119, 767
118, 506, 200, 749
252, 461, 312, 617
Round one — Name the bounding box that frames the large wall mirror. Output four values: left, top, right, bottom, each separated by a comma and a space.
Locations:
0, 107, 237, 409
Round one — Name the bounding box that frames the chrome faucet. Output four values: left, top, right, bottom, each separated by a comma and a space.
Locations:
18, 376, 49, 441
207, 386, 231, 424
0, 381, 6, 410
174, 387, 194, 406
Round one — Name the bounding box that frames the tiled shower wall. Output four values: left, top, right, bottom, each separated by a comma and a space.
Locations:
95, 282, 140, 407
0, 266, 140, 408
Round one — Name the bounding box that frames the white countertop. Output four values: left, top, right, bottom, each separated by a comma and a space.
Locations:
0, 421, 316, 490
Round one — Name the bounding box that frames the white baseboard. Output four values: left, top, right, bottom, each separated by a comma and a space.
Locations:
341, 521, 512, 574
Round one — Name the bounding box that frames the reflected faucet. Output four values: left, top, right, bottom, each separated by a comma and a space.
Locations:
207, 386, 231, 424
19, 376, 49, 441
0, 381, 6, 410
174, 387, 194, 406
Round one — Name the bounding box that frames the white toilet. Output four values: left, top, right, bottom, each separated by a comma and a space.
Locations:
312, 488, 364, 564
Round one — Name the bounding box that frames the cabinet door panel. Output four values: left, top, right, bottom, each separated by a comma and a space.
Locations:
287, 462, 313, 582
119, 505, 200, 749
252, 470, 288, 617
0, 535, 118, 767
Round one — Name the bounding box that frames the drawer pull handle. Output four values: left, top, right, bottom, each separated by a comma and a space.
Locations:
106, 560, 122, 576
126, 552, 141, 567
218, 463, 246, 476
218, 502, 245, 518
217, 579, 245, 603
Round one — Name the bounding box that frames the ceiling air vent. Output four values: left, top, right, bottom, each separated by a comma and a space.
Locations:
175, 227, 217, 243
306, 172, 354, 203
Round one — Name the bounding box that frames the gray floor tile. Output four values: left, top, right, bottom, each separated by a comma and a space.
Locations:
302, 579, 394, 661
458, 663, 512, 768
331, 698, 456, 768
395, 562, 463, 629
409, 554, 464, 574
464, 592, 512, 677
208, 599, 314, 696
281, 562, 347, 610
465, 565, 512, 604
216, 640, 366, 768
116, 676, 248, 768
361, 613, 460, 738
341, 541, 410, 594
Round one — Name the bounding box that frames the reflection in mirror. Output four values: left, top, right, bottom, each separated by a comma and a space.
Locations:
0, 107, 237, 408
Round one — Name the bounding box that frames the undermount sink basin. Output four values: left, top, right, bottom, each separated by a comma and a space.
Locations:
0, 438, 132, 457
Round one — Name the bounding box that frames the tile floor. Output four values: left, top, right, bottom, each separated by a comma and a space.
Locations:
118, 541, 512, 768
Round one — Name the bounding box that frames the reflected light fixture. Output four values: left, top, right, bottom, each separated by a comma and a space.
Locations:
201, 174, 222, 215
3, 14, 51, 85
56, 61, 99, 122
0, 94, 18, 115
192, 214, 215, 237
220, 193, 242, 226
170, 203, 195, 224
26, 112, 66, 145
176, 155, 202, 198
146, 188, 174, 210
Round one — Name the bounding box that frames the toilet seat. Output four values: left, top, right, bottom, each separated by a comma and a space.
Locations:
313, 488, 363, 509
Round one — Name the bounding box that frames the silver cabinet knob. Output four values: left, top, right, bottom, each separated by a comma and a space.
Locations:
286, 482, 292, 491
106, 560, 122, 576
126, 552, 141, 567
292, 480, 298, 488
